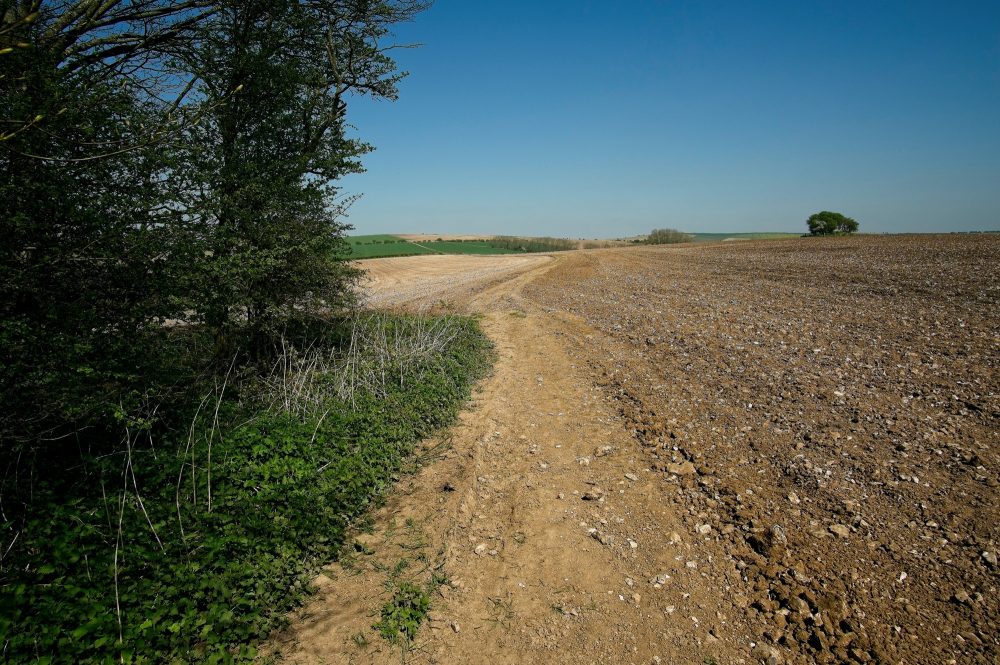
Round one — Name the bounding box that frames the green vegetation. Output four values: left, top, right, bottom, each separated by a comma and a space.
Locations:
806, 211, 859, 236
423, 240, 514, 254
2, 314, 491, 663
1, 0, 429, 446
348, 235, 438, 259
350, 234, 412, 244
374, 581, 432, 645
644, 228, 694, 244
489, 236, 579, 252
346, 235, 585, 259
0, 3, 499, 664
352, 232, 815, 256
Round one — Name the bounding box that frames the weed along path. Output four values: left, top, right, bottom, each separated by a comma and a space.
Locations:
267, 236, 1000, 665
265, 253, 738, 664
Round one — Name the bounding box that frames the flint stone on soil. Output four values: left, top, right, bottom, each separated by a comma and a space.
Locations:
666, 461, 697, 475
829, 524, 851, 538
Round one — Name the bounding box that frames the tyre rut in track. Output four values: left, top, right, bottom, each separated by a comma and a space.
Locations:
265, 254, 739, 664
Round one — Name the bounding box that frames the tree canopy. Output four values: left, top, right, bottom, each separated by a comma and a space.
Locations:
1, 4, 461, 661
807, 211, 859, 236
646, 228, 693, 244
1, 0, 427, 444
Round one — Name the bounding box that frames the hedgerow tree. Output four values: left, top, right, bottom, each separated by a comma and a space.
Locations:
180, 0, 427, 354
3, 3, 435, 660
806, 211, 859, 235
0, 0, 427, 443
0, 2, 213, 445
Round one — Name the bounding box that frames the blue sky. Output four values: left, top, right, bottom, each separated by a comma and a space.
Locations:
341, 1, 1000, 237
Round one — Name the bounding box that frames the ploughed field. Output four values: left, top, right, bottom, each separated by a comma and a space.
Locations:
524, 234, 999, 663
277, 235, 997, 664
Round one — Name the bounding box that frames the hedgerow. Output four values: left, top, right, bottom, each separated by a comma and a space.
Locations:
0, 314, 491, 664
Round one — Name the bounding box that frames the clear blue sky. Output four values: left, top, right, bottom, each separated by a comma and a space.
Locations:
341, 0, 1000, 237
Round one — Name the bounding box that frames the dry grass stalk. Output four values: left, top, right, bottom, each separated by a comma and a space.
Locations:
262, 314, 461, 415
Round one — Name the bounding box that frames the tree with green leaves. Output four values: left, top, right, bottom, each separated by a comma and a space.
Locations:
2, 4, 441, 660
646, 228, 693, 244
0, 1, 214, 445
178, 0, 427, 354
806, 211, 859, 236
0, 0, 428, 442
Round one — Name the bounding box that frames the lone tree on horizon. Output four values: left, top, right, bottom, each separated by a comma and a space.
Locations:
807, 211, 859, 235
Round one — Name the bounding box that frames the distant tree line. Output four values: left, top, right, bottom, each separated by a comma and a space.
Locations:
1, 0, 427, 449
645, 228, 693, 244
489, 236, 580, 252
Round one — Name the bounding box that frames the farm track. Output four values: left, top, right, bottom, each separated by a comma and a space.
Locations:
358, 254, 551, 308
267, 235, 999, 664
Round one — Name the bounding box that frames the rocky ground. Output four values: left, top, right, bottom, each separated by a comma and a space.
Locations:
525, 234, 999, 664
266, 234, 998, 664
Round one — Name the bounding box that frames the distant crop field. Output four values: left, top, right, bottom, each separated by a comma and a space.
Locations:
349, 233, 805, 257
421, 240, 516, 255
347, 235, 437, 258
348, 242, 436, 258
346, 235, 568, 258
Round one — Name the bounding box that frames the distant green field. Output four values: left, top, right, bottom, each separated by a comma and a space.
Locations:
689, 232, 801, 243
347, 233, 804, 257
421, 240, 515, 255
350, 242, 435, 258
346, 234, 437, 258
346, 235, 530, 258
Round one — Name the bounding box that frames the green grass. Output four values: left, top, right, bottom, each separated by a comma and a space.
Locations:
1, 314, 493, 664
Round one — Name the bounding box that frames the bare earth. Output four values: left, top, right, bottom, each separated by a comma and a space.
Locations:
267, 235, 999, 665
359, 254, 550, 308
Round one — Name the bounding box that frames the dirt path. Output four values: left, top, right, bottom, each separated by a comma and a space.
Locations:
266, 254, 742, 664
358, 254, 550, 308
268, 238, 999, 664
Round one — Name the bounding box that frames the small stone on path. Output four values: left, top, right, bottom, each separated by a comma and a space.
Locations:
666, 461, 696, 475
829, 524, 851, 538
